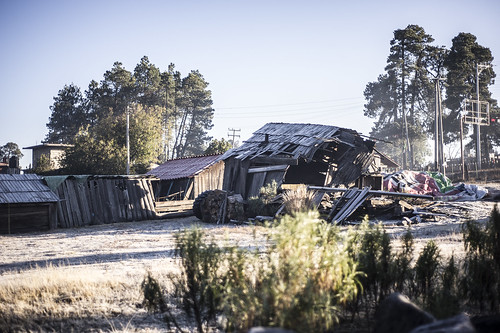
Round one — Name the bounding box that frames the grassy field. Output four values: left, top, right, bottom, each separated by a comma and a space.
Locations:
0, 196, 498, 332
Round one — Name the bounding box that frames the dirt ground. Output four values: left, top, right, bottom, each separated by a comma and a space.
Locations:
0, 182, 499, 332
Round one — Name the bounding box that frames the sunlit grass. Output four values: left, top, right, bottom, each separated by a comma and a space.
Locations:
0, 264, 143, 332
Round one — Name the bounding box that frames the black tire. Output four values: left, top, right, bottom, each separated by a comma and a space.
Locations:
193, 190, 214, 220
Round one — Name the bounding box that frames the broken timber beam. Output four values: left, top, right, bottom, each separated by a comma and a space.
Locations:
308, 186, 434, 200
327, 186, 372, 224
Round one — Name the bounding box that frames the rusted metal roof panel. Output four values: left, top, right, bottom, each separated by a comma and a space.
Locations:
147, 154, 222, 180
0, 174, 59, 204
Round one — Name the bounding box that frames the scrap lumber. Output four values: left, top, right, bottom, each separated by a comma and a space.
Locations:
308, 186, 434, 200
327, 186, 372, 224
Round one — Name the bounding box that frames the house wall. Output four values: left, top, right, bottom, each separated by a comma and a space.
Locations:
32, 147, 66, 169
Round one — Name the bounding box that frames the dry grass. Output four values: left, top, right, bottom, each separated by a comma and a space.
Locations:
0, 264, 162, 332
282, 184, 317, 215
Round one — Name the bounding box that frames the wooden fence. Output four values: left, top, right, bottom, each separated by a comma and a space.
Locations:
155, 200, 194, 218
51, 176, 157, 228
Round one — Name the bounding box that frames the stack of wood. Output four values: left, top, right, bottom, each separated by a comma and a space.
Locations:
198, 189, 245, 224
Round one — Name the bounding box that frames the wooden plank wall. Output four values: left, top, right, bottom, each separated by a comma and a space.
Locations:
0, 203, 53, 234
194, 161, 225, 198
56, 177, 157, 228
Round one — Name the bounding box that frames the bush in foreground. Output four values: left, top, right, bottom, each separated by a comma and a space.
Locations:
148, 211, 360, 332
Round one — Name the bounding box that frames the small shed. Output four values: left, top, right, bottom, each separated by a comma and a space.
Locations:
0, 174, 59, 234
219, 122, 383, 198
147, 154, 224, 201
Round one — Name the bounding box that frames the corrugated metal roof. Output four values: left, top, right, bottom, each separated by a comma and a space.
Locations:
0, 174, 59, 204
147, 154, 222, 180
220, 122, 356, 162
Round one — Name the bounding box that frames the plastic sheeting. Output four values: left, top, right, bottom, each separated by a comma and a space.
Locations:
383, 171, 487, 201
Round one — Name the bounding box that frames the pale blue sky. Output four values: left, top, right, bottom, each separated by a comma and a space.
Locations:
1, 0, 499, 168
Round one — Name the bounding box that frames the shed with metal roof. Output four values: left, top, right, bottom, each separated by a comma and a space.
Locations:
147, 154, 224, 201
0, 174, 59, 234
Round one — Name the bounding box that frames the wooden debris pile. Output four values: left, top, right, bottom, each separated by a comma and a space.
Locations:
195, 189, 245, 224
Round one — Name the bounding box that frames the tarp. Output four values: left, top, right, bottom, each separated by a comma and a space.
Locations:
383, 171, 487, 201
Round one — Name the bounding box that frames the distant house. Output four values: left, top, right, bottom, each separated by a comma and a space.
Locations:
0, 174, 59, 234
147, 154, 224, 200
23, 143, 73, 170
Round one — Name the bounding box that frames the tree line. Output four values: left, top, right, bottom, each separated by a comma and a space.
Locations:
45, 56, 218, 174
364, 25, 499, 169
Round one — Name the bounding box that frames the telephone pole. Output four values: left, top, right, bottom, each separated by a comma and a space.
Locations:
126, 105, 130, 175
227, 128, 241, 148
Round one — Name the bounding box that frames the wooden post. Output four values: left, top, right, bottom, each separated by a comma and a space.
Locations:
7, 203, 10, 235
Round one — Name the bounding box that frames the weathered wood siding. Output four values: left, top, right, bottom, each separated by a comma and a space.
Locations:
0, 203, 56, 234
55, 177, 157, 228
193, 160, 225, 198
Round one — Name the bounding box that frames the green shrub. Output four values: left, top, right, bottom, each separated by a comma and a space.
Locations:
221, 211, 360, 332
151, 211, 361, 332
346, 219, 393, 312
140, 271, 166, 313
427, 254, 460, 319
392, 230, 415, 294
165, 227, 223, 333
415, 240, 441, 305
461, 204, 500, 312
246, 181, 280, 217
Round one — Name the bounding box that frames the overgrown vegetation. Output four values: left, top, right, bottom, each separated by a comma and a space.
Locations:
246, 180, 280, 217
151, 212, 360, 332
143, 204, 500, 331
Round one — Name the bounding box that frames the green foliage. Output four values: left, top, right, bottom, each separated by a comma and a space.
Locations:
428, 255, 460, 319
47, 57, 215, 173
204, 138, 232, 155
415, 240, 441, 304
144, 205, 500, 330
140, 272, 166, 313
33, 154, 54, 174
364, 25, 498, 164
246, 181, 279, 217
165, 227, 222, 333
154, 212, 360, 332
62, 104, 162, 174
220, 212, 360, 332
46, 84, 90, 144
0, 142, 23, 160
460, 205, 500, 312
346, 219, 393, 310
392, 230, 414, 293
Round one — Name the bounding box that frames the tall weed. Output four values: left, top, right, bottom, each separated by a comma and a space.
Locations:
152, 212, 361, 332
461, 204, 500, 312
415, 240, 441, 305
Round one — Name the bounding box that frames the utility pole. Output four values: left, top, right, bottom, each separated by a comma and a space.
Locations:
433, 75, 445, 173
227, 128, 241, 148
126, 105, 130, 175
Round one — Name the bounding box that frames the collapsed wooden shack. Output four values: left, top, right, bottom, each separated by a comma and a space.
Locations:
44, 175, 157, 228
219, 122, 384, 199
0, 174, 59, 234
146, 154, 224, 215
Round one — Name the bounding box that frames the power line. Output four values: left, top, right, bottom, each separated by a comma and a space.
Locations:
214, 103, 365, 119
215, 97, 363, 110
